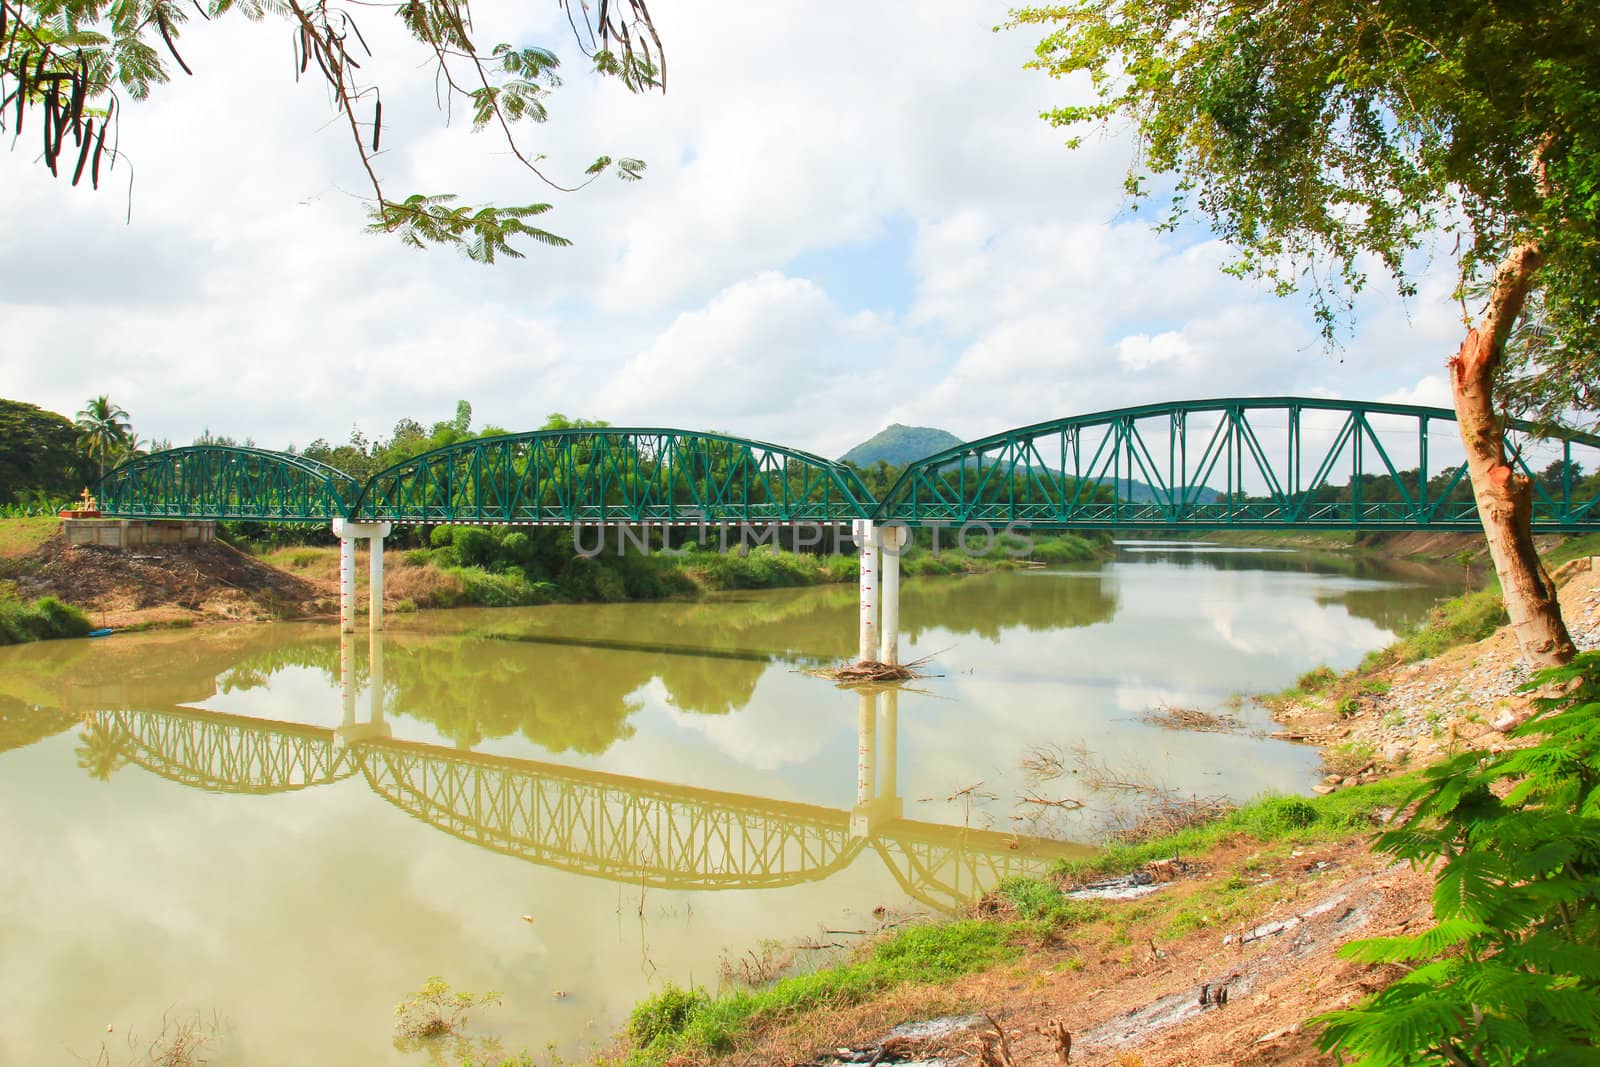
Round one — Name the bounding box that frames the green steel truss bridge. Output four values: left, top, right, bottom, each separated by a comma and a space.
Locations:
94, 398, 1600, 531
89, 705, 1080, 914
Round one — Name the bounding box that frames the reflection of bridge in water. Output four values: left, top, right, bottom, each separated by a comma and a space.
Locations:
88, 632, 1085, 914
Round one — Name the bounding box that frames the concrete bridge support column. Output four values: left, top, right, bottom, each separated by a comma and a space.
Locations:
854, 520, 880, 664
338, 531, 357, 634
369, 530, 386, 633
878, 525, 908, 666
330, 520, 392, 634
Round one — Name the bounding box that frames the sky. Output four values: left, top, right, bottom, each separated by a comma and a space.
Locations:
0, 1, 1472, 461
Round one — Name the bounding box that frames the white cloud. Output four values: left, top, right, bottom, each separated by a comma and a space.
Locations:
0, 0, 1493, 459
1381, 374, 1454, 409
1117, 331, 1194, 371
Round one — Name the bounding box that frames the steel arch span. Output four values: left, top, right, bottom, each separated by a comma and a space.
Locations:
97, 446, 361, 523
874, 398, 1600, 532
349, 428, 876, 525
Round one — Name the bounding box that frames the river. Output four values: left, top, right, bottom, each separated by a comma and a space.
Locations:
0, 545, 1458, 1065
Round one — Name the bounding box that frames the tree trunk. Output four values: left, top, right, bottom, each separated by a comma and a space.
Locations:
1449, 242, 1576, 668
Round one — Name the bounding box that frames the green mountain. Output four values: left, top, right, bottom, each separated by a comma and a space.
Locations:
840, 424, 964, 468
841, 423, 1224, 504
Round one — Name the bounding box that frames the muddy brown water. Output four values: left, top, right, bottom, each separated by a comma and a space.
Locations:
0, 546, 1457, 1065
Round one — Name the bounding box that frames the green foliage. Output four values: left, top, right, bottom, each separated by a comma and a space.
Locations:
0, 595, 93, 645
0, 398, 88, 505
997, 876, 1107, 927
367, 195, 571, 263
690, 546, 825, 591
628, 985, 710, 1047
1315, 652, 1600, 1064
1297, 665, 1337, 694
74, 395, 132, 481
1011, 1, 1600, 399
392, 976, 502, 1063
1026, 534, 1100, 565
622, 922, 1023, 1064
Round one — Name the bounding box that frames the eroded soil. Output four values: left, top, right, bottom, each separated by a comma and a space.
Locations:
6, 534, 334, 628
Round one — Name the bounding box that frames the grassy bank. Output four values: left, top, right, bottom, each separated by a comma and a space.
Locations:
0, 594, 91, 645
599, 776, 1420, 1067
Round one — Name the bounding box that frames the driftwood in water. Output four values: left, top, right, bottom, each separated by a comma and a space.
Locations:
811, 651, 939, 685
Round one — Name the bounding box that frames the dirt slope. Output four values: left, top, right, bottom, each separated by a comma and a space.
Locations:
7, 534, 333, 628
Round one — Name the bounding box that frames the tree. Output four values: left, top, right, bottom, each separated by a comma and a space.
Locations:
74, 393, 131, 481
0, 0, 665, 260
1011, 1, 1598, 667
0, 397, 88, 503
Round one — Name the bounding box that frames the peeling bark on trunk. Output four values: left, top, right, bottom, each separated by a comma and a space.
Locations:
1449, 242, 1576, 668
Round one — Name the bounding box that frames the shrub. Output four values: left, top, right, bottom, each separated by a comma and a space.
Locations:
1028, 534, 1098, 565
628, 984, 710, 1047
1317, 652, 1600, 1064
0, 595, 92, 644
452, 526, 500, 568
1296, 665, 1337, 693
1239, 796, 1319, 837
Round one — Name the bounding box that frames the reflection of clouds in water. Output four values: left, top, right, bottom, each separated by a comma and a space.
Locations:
655, 672, 834, 772
0, 732, 899, 1066
1201, 598, 1388, 659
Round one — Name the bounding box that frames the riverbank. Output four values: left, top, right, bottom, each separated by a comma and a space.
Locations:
1197, 527, 1599, 570
0, 518, 1106, 639
588, 552, 1600, 1067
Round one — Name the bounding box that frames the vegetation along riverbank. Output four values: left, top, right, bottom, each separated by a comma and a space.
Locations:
0, 514, 1105, 642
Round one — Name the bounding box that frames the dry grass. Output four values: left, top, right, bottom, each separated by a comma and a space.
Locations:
718, 939, 795, 989
812, 651, 940, 685
85, 1011, 222, 1067
1019, 743, 1232, 844
1134, 704, 1242, 734
383, 561, 467, 607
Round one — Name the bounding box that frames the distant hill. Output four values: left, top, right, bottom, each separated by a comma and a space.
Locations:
841, 424, 1223, 504
840, 424, 964, 468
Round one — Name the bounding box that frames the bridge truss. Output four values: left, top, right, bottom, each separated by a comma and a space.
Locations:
350, 429, 876, 524
97, 446, 360, 522
873, 398, 1600, 531
93, 399, 1600, 532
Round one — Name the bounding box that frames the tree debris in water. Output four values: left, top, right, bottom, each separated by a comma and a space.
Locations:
810, 651, 941, 685
1135, 703, 1243, 733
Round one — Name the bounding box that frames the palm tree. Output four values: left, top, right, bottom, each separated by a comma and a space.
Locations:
74, 395, 132, 481
74, 719, 129, 782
